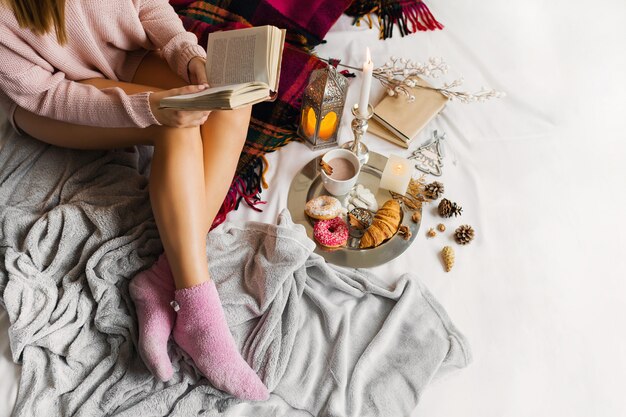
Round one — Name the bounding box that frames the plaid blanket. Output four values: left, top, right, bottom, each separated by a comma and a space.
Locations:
345, 0, 443, 39
170, 0, 441, 227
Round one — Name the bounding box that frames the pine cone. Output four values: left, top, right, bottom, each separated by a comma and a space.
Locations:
441, 246, 455, 272
438, 198, 452, 217
450, 202, 463, 217
454, 225, 475, 245
438, 198, 463, 218
424, 181, 444, 200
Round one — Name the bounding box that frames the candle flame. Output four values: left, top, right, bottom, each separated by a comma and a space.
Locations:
366, 47, 372, 64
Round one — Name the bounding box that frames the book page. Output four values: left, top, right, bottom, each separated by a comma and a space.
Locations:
268, 28, 286, 91
160, 83, 260, 100
205, 26, 270, 88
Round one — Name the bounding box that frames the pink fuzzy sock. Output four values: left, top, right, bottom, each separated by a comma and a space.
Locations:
172, 281, 269, 401
129, 253, 176, 382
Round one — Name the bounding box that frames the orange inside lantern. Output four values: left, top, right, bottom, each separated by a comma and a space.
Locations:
302, 107, 316, 137
318, 112, 337, 139
302, 107, 338, 141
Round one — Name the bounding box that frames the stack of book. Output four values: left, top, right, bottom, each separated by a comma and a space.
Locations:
368, 78, 448, 148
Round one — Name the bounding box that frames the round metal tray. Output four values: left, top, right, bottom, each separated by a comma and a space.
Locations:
287, 151, 421, 268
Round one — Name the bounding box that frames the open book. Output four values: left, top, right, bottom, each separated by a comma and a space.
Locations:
159, 25, 286, 110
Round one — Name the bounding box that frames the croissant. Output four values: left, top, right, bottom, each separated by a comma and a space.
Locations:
359, 200, 402, 248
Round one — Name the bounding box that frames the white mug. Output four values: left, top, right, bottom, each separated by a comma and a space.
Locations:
320, 149, 361, 196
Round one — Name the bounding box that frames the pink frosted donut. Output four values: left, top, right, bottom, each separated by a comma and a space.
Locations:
313, 217, 349, 248
305, 195, 343, 220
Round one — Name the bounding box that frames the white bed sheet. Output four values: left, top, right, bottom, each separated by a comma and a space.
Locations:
2, 1, 626, 416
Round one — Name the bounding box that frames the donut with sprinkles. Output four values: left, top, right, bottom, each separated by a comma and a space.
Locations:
313, 217, 349, 248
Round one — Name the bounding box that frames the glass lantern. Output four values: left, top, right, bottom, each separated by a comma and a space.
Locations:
297, 65, 348, 150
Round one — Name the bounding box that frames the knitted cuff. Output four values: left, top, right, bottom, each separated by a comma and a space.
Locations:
175, 44, 208, 84
129, 91, 161, 127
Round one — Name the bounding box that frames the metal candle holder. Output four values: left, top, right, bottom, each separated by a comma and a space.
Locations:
342, 103, 374, 165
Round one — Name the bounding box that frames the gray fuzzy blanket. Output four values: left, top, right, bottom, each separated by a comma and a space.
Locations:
0, 131, 471, 417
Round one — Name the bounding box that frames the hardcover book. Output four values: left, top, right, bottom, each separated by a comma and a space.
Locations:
369, 78, 448, 148
159, 25, 286, 110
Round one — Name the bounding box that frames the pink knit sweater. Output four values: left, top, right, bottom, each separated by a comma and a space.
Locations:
0, 0, 206, 128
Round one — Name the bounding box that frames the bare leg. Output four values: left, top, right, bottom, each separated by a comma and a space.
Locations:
149, 128, 211, 288
132, 52, 251, 232
130, 56, 268, 399
196, 106, 251, 230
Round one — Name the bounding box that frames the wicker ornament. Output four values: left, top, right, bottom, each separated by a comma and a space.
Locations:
424, 181, 445, 200
441, 246, 455, 272
438, 198, 462, 218
454, 225, 475, 245
427, 228, 437, 238
437, 223, 446, 232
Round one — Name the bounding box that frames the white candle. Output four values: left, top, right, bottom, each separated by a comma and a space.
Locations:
379, 155, 413, 195
358, 47, 373, 117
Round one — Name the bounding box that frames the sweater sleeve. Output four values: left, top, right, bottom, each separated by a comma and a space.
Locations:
138, 0, 207, 83
0, 44, 161, 128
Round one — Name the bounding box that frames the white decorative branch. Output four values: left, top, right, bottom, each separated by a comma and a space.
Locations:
372, 56, 505, 103
322, 56, 505, 104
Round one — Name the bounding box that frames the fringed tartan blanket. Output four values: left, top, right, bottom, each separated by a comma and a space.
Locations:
170, 0, 441, 227
346, 0, 443, 39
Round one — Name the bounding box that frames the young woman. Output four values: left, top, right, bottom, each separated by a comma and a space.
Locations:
0, 0, 268, 401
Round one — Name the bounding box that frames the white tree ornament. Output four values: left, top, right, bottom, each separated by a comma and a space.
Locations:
410, 130, 445, 176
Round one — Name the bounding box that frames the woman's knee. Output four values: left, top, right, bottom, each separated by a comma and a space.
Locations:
204, 107, 251, 147
210, 106, 252, 128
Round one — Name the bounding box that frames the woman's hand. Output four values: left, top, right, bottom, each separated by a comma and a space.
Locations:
187, 57, 208, 85
149, 85, 211, 128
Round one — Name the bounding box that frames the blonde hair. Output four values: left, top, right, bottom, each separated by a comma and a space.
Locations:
3, 0, 67, 44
